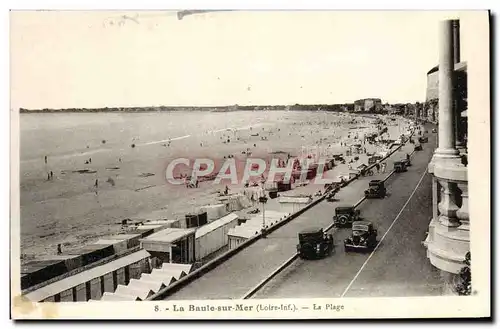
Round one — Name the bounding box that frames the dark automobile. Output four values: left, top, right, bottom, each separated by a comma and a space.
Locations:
368, 155, 383, 165
344, 221, 378, 252
296, 227, 334, 260
393, 160, 407, 173
333, 206, 361, 227
414, 143, 423, 151
418, 136, 428, 143
401, 158, 412, 167
364, 180, 386, 198
432, 128, 437, 133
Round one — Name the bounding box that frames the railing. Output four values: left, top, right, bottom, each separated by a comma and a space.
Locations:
425, 163, 469, 274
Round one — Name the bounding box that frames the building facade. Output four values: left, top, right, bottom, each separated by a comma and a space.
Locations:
353, 98, 383, 112
424, 19, 469, 294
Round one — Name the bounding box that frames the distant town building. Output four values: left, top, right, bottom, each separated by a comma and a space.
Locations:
353, 98, 383, 112
425, 62, 467, 123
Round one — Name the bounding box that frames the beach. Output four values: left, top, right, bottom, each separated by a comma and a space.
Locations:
20, 110, 411, 260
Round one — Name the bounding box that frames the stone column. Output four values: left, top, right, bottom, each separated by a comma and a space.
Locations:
432, 176, 439, 221
452, 20, 465, 150
435, 20, 460, 160
437, 179, 460, 227
456, 182, 469, 230
426, 19, 469, 281
453, 20, 460, 64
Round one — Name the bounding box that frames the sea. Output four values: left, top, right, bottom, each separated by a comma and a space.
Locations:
19, 110, 392, 259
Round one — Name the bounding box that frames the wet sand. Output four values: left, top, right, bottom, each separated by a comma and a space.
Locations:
19, 111, 411, 260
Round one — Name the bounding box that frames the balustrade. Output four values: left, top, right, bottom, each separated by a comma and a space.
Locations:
434, 177, 469, 229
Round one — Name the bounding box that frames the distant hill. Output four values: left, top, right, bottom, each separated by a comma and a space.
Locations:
18, 101, 417, 114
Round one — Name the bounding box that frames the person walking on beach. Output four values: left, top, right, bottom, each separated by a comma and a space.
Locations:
50, 171, 54, 180
94, 179, 99, 188
57, 243, 62, 255
47, 173, 50, 181
44, 155, 48, 164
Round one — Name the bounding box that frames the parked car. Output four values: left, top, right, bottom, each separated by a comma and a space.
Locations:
296, 227, 334, 260
333, 206, 361, 227
364, 180, 386, 199
393, 160, 407, 173
418, 136, 428, 143
401, 158, 412, 167
414, 144, 423, 151
432, 128, 437, 133
368, 155, 383, 165
344, 221, 378, 252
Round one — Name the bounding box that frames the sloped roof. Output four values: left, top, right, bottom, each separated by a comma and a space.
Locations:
141, 228, 196, 244
25, 249, 151, 302
195, 213, 239, 238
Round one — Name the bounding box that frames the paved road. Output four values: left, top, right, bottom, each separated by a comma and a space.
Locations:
165, 134, 422, 300
253, 126, 444, 298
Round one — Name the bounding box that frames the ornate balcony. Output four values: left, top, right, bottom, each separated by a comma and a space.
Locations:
425, 161, 468, 275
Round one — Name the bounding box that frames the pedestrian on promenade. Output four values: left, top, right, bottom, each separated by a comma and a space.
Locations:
50, 171, 54, 180
57, 244, 62, 255
375, 163, 380, 173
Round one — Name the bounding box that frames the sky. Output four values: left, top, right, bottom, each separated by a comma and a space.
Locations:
10, 10, 474, 109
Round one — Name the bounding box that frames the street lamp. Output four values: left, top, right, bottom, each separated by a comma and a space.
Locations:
259, 195, 268, 238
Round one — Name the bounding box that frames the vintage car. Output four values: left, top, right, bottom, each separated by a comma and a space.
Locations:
401, 157, 412, 167
296, 227, 334, 260
418, 136, 429, 143
325, 184, 341, 202
356, 164, 374, 177
414, 143, 423, 151
393, 160, 407, 173
368, 154, 384, 165
333, 206, 361, 227
344, 221, 378, 252
432, 128, 437, 133
364, 180, 386, 199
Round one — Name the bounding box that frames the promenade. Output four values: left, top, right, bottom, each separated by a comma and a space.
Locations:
164, 126, 433, 300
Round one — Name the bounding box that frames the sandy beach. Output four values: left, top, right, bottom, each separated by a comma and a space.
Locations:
20, 110, 411, 260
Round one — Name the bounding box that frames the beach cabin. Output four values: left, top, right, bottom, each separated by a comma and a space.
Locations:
182, 211, 208, 229
21, 259, 70, 290
227, 211, 288, 249
218, 194, 253, 212
64, 244, 115, 267
100, 233, 142, 249
140, 228, 196, 265
194, 213, 239, 261
124, 223, 168, 238
278, 196, 311, 214
24, 249, 151, 302
200, 204, 228, 222
127, 209, 182, 227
